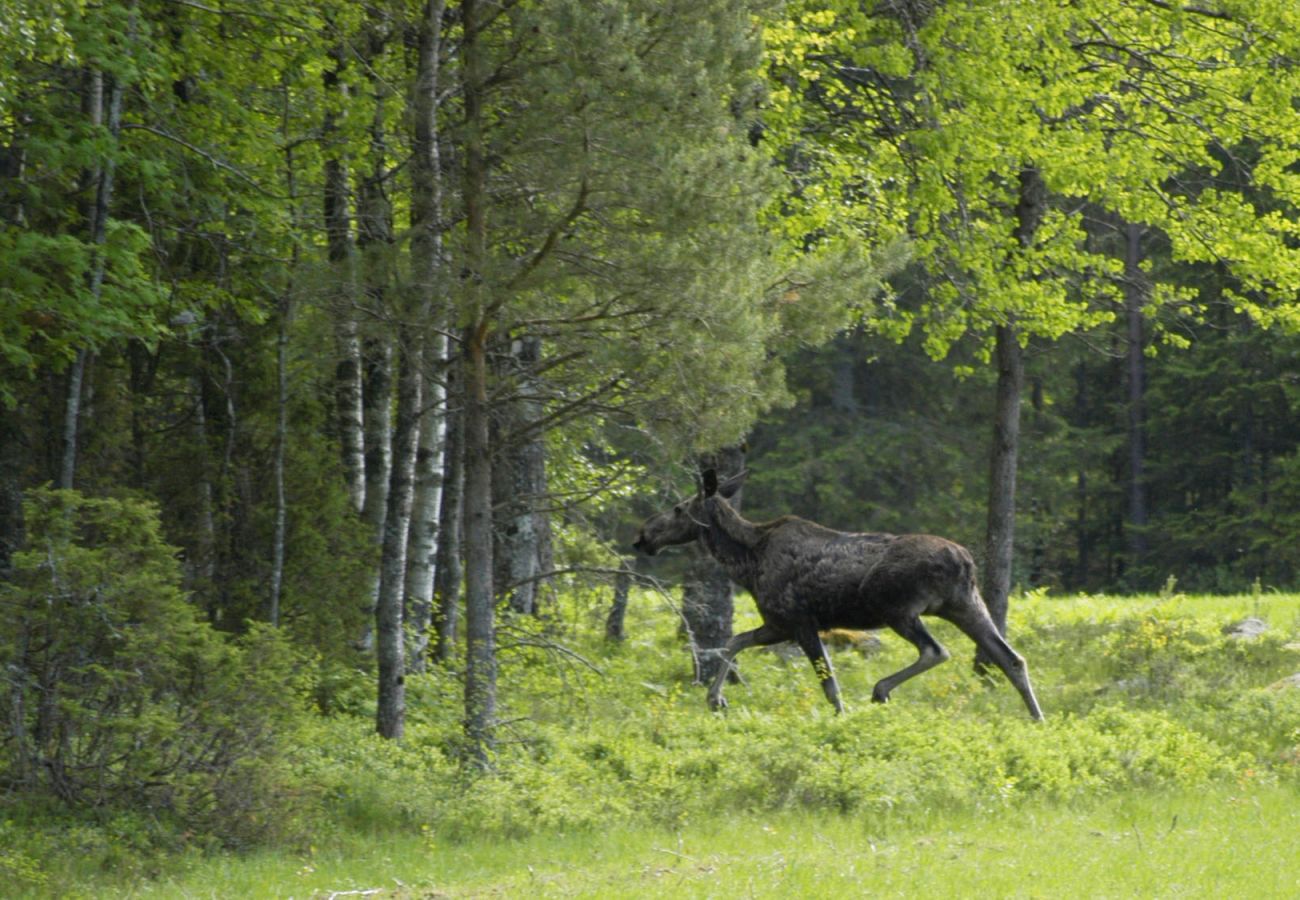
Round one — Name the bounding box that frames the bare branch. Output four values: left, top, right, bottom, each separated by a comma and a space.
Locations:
121, 123, 283, 198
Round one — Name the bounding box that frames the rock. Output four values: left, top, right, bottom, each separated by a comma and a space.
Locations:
1267, 673, 1300, 691
1114, 676, 1154, 694
1222, 617, 1269, 640
761, 641, 804, 662
762, 629, 883, 661
823, 628, 884, 657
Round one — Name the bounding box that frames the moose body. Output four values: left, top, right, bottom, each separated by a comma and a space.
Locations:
633, 471, 1043, 720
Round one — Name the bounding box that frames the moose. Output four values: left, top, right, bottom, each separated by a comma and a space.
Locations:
633, 470, 1044, 720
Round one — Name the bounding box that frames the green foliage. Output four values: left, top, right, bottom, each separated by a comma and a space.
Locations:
0, 488, 311, 844
764, 0, 1300, 364
280, 590, 1300, 847
3, 588, 1299, 893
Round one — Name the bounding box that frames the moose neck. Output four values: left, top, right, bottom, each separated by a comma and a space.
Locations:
701, 497, 760, 590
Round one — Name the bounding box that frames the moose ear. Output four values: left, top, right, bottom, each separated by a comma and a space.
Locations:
718, 469, 748, 499
702, 468, 719, 497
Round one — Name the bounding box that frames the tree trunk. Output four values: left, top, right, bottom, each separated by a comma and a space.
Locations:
979, 165, 1042, 644
0, 404, 24, 577
432, 374, 464, 665
354, 24, 397, 651
62, 64, 124, 491
462, 325, 496, 765
493, 336, 548, 615
404, 352, 445, 673
269, 291, 290, 627
403, 0, 448, 675
191, 373, 218, 603
270, 121, 303, 629
356, 336, 392, 650
59, 353, 87, 490
1124, 220, 1149, 571
376, 333, 423, 740
460, 0, 495, 766
605, 559, 635, 642
1073, 360, 1091, 590
126, 340, 158, 489
323, 49, 365, 516
982, 323, 1022, 639
682, 444, 745, 686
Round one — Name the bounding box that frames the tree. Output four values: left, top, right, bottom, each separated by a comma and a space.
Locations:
763, 0, 1300, 626
681, 445, 747, 686
447, 0, 836, 758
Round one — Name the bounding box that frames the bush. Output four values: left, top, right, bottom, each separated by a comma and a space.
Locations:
0, 488, 311, 844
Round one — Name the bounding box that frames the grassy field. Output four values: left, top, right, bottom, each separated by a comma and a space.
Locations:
96, 782, 1298, 898
10, 590, 1300, 897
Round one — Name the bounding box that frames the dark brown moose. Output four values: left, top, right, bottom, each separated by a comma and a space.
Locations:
633, 470, 1044, 720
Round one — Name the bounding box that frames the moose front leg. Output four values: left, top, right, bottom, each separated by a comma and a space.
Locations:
795, 628, 845, 714
707, 624, 785, 710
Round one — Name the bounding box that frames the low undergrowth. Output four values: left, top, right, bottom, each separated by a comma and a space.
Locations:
4, 589, 1300, 896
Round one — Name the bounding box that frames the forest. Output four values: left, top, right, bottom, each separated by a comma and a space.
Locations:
2, 0, 1300, 895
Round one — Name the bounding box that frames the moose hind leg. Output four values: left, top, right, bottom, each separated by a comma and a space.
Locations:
708, 623, 785, 711
872, 617, 950, 704
795, 628, 845, 714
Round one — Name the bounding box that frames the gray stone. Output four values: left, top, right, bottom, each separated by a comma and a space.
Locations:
1222, 617, 1269, 640
1267, 673, 1300, 691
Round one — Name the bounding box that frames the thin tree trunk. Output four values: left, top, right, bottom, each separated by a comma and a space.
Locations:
1073, 360, 1090, 589
403, 0, 448, 675
605, 559, 635, 642
323, 46, 365, 515
335, 321, 365, 514
980, 165, 1042, 644
1, 110, 27, 564
461, 0, 496, 766
269, 301, 288, 627
404, 357, 445, 673
1124, 220, 1148, 570
191, 374, 218, 606
62, 62, 124, 490
356, 336, 392, 651
0, 404, 24, 576
376, 334, 423, 740
59, 353, 87, 490
682, 445, 745, 686
126, 341, 157, 488
355, 26, 397, 652
493, 336, 547, 615
462, 325, 496, 765
982, 324, 1022, 639
433, 375, 464, 664
270, 105, 303, 629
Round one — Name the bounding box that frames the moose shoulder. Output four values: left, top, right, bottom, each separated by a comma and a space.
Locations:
633, 469, 1043, 720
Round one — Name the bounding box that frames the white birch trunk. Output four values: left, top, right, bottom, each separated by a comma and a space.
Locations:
403, 0, 448, 675
404, 344, 446, 674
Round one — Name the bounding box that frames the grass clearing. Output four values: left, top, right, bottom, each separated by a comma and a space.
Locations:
57, 782, 1300, 898
7, 591, 1300, 897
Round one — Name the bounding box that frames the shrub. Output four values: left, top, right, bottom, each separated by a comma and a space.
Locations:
0, 488, 310, 844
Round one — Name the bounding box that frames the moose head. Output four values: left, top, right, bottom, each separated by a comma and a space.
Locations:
631, 469, 747, 556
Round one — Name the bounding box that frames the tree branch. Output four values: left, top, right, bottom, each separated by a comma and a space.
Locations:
120, 123, 283, 198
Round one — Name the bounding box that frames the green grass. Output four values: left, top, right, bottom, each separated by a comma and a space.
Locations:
49, 782, 1300, 898
7, 590, 1300, 897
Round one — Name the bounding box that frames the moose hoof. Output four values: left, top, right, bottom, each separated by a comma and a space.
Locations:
708, 693, 729, 711
870, 689, 890, 704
